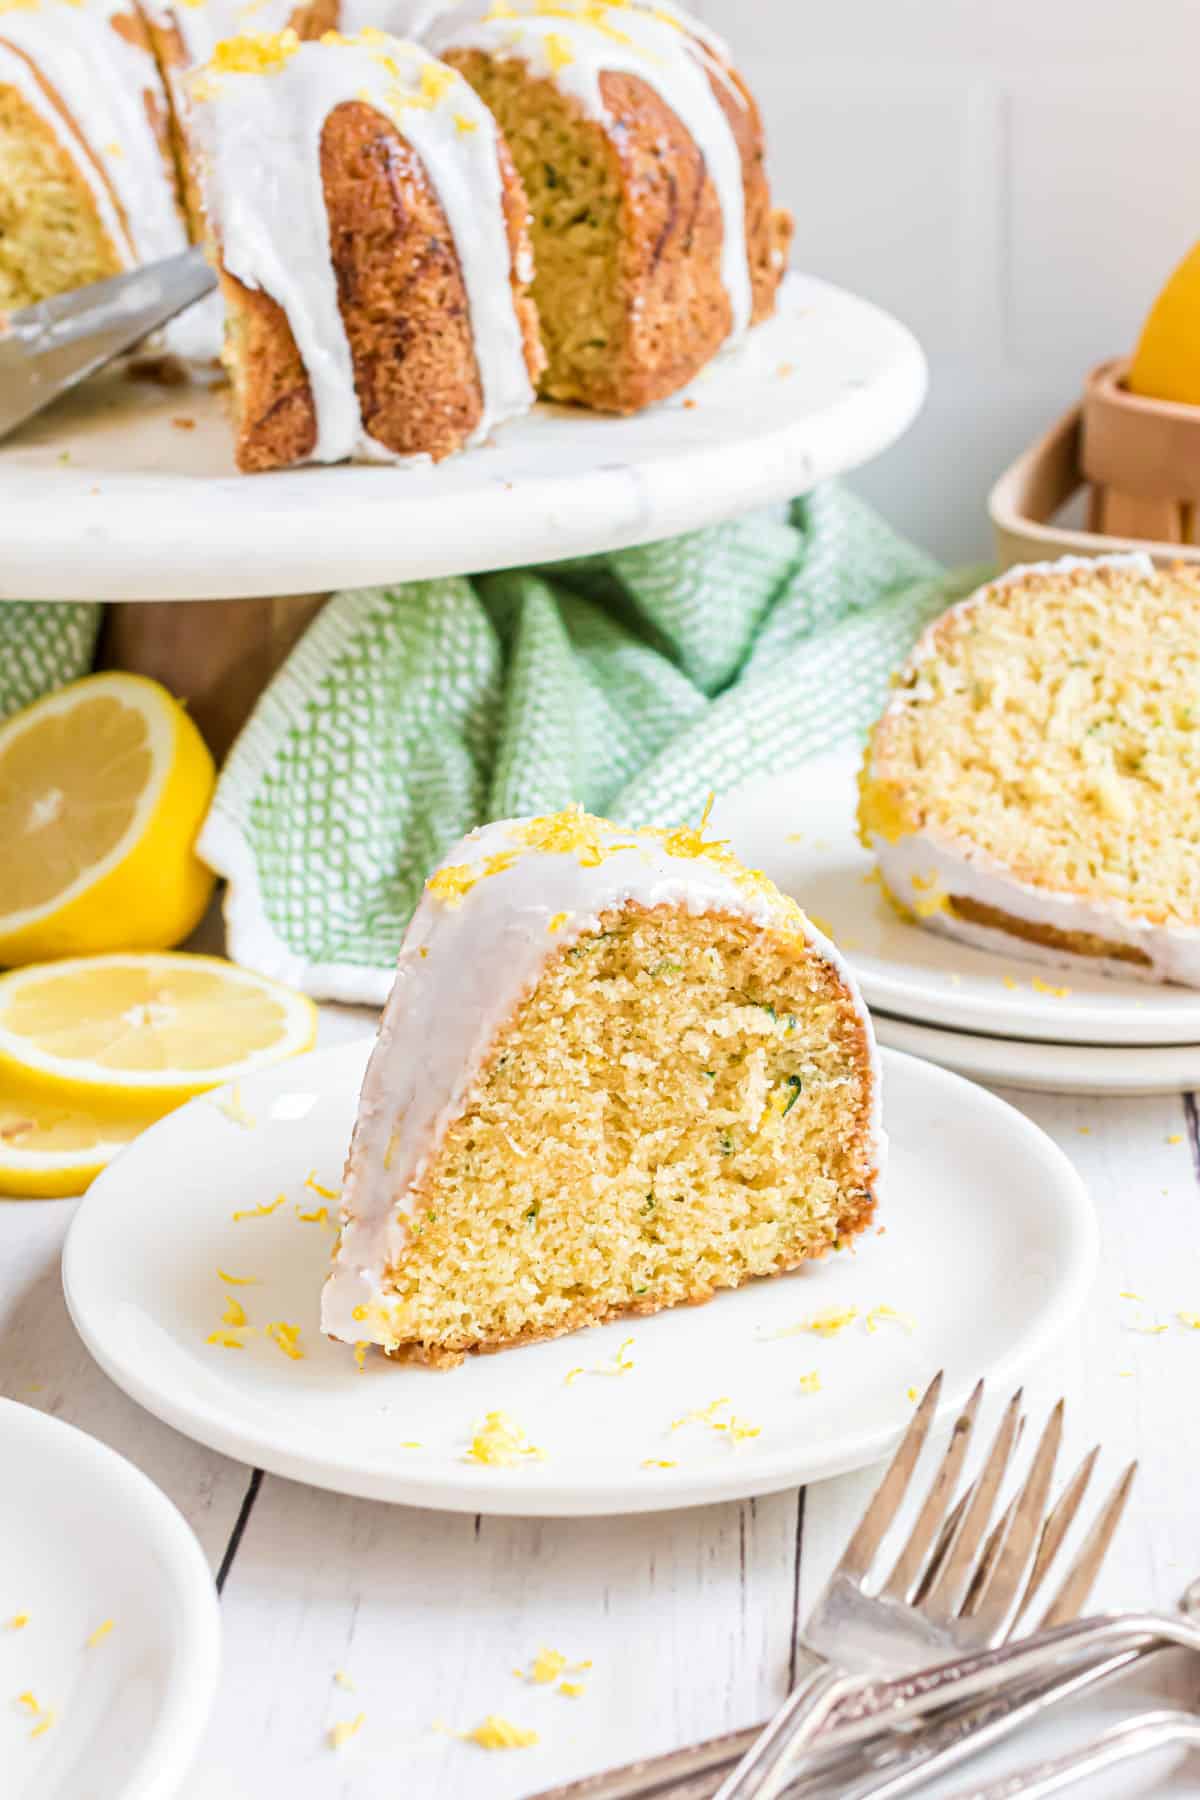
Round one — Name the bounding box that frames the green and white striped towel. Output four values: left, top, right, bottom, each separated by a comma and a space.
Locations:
199, 484, 980, 1003
0, 603, 102, 723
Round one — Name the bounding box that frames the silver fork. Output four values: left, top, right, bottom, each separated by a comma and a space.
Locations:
710, 1372, 1124, 1800
941, 1709, 1200, 1800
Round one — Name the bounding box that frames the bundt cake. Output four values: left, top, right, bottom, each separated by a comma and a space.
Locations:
859, 554, 1200, 986
432, 0, 793, 413
322, 805, 882, 1366
0, 0, 187, 311
187, 29, 544, 470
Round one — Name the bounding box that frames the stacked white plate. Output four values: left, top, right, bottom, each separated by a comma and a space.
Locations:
711, 748, 1200, 1096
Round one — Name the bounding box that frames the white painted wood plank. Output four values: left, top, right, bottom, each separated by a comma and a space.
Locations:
184, 1482, 799, 1799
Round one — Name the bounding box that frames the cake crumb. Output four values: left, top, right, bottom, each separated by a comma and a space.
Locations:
329, 1713, 365, 1750
171, 415, 195, 430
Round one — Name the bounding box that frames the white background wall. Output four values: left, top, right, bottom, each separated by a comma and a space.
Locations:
694, 0, 1200, 564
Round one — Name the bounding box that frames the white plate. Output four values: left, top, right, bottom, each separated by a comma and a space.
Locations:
63, 1042, 1095, 1517
0, 274, 924, 602
711, 748, 1200, 1048
0, 1399, 220, 1800
873, 1014, 1200, 1097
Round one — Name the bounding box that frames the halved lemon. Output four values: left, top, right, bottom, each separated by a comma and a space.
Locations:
1128, 239, 1200, 406
0, 671, 216, 966
0, 1090, 145, 1199
0, 952, 318, 1117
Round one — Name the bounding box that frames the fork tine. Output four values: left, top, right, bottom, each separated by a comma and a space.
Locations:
1039, 1460, 1138, 1629
911, 1482, 975, 1606
878, 1380, 982, 1601
1010, 1444, 1099, 1633
917, 1388, 1024, 1620
962, 1398, 1064, 1636
959, 1488, 1021, 1617
834, 1371, 945, 1583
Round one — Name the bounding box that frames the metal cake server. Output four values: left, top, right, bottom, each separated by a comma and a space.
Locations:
0, 248, 215, 442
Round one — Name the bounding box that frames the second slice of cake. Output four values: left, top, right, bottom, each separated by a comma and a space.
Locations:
323, 806, 882, 1366
188, 28, 544, 470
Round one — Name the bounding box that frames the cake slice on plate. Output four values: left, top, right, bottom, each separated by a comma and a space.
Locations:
323, 806, 882, 1366
859, 553, 1200, 986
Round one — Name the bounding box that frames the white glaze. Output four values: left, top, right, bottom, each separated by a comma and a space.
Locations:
188, 32, 534, 464
868, 552, 1200, 989
321, 812, 884, 1346
0, 1, 187, 270
144, 0, 311, 67
431, 0, 753, 342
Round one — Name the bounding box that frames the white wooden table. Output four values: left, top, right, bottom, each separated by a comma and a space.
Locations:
3, 1004, 1200, 1800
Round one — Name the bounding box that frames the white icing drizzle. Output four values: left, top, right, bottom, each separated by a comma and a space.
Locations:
188, 33, 534, 463
321, 812, 884, 1346
868, 553, 1200, 989
431, 0, 754, 342
143, 0, 311, 69
0, 1, 187, 270
339, 0, 456, 34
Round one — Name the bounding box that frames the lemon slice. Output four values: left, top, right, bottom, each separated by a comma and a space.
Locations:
0, 1092, 144, 1199
1128, 240, 1200, 406
0, 953, 318, 1114
0, 671, 216, 965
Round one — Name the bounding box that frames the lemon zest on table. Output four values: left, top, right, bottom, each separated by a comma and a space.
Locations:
295, 1204, 330, 1225
329, 1712, 365, 1749
232, 1192, 285, 1222
217, 1269, 259, 1286
305, 1170, 340, 1199
462, 1714, 539, 1749
564, 1337, 634, 1383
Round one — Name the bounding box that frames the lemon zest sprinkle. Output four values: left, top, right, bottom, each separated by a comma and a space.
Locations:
206, 1332, 247, 1349
1178, 1312, 1200, 1330
232, 1192, 285, 1222
305, 1171, 339, 1199
558, 1681, 586, 1697
86, 1620, 114, 1648
641, 1458, 677, 1469
222, 1296, 249, 1327
798, 1371, 821, 1395
334, 1670, 354, 1690
215, 1084, 255, 1128
7, 1614, 28, 1630
295, 1204, 330, 1225
466, 1411, 544, 1466
17, 1691, 39, 1712
329, 1712, 365, 1749
266, 1320, 304, 1360
547, 911, 570, 933
30, 1711, 55, 1738
463, 1714, 539, 1749
1031, 976, 1072, 998
1002, 975, 1018, 991
354, 1341, 369, 1370
217, 1269, 259, 1285
1119, 1290, 1144, 1301
1167, 1134, 1184, 1145
865, 1304, 915, 1335
906, 1386, 919, 1402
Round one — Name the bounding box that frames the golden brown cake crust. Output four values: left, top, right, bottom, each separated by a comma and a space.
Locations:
216, 98, 542, 473
446, 40, 792, 414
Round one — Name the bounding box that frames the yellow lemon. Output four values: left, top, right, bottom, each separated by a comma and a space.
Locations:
1128, 240, 1200, 406
0, 1085, 145, 1199
0, 672, 216, 966
0, 952, 317, 1119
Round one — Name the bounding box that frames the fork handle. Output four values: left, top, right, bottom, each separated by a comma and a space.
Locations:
710, 1661, 858, 1800
939, 1708, 1200, 1800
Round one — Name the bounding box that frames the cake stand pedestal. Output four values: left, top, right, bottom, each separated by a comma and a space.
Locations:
0, 274, 926, 751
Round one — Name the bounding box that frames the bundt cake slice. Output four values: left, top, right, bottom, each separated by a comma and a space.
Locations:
859, 554, 1200, 985
0, 0, 187, 311
434, 0, 793, 413
187, 29, 544, 470
322, 806, 882, 1367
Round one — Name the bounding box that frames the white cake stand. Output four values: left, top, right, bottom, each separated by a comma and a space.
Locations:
0, 272, 925, 746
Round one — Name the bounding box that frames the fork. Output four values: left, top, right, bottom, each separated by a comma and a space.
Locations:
941, 1708, 1200, 1800
533, 1374, 1139, 1800
711, 1373, 1088, 1799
